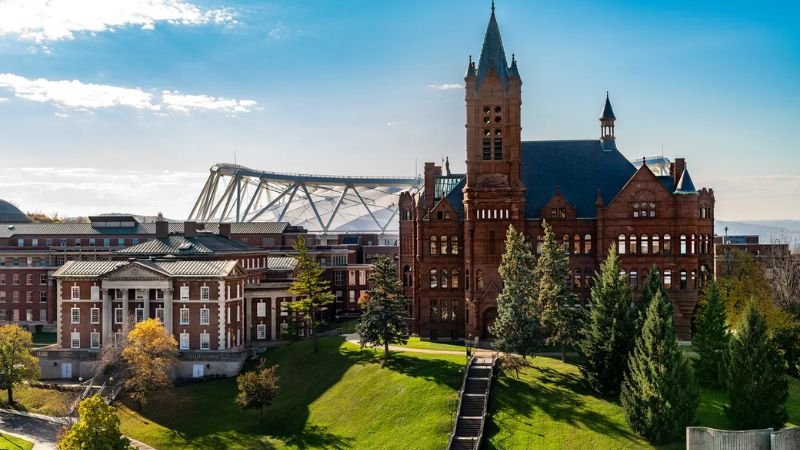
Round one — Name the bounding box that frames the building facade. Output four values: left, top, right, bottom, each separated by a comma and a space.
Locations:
400, 7, 715, 340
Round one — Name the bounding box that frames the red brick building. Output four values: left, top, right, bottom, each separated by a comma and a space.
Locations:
399, 8, 714, 340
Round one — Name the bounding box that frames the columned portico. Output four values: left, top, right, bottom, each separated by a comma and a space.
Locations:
101, 288, 112, 346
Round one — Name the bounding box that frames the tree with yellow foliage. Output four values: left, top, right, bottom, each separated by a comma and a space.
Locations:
122, 319, 178, 408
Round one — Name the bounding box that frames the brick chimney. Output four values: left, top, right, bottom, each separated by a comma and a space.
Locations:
423, 162, 439, 209
673, 158, 686, 186
184, 221, 197, 238
155, 219, 169, 239
218, 223, 231, 238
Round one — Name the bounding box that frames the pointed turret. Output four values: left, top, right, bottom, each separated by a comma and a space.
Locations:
509, 53, 520, 79
601, 92, 616, 120
600, 92, 617, 151
476, 3, 510, 90
465, 55, 476, 79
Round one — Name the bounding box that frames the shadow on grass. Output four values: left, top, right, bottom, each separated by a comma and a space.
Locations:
0, 433, 28, 450
485, 361, 642, 449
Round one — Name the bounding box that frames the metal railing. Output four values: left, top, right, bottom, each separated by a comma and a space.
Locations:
446, 355, 477, 450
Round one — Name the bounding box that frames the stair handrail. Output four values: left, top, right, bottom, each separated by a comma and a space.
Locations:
475, 354, 498, 449
446, 354, 476, 450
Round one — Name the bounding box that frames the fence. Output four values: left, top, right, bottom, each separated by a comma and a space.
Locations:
686, 427, 800, 450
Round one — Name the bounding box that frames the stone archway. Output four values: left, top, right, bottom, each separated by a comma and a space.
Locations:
482, 307, 497, 338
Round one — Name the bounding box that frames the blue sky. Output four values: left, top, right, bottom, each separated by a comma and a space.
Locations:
0, 0, 798, 220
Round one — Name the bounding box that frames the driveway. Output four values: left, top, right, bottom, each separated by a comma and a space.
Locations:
0, 410, 60, 450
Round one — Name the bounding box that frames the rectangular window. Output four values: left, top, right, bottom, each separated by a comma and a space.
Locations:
257, 302, 266, 317
89, 238, 96, 246
39, 291, 47, 302
117, 239, 125, 247
200, 308, 210, 325
25, 291, 32, 303
180, 333, 190, 350
200, 286, 210, 301
39, 310, 47, 322
0, 274, 4, 285
114, 308, 123, 324
180, 286, 190, 300
71, 307, 80, 324
200, 332, 210, 350
46, 239, 53, 247
114, 332, 123, 347
155, 308, 165, 323
180, 308, 189, 325
334, 272, 344, 286
17, 239, 24, 247
90, 307, 100, 324
349, 291, 355, 303
25, 274, 32, 285
257, 324, 267, 340
90, 332, 100, 349
71, 332, 80, 349
135, 308, 144, 323
12, 291, 19, 302
103, 239, 110, 247
91, 286, 100, 300
494, 137, 503, 160
71, 286, 80, 300
40, 274, 47, 285
482, 138, 491, 160
348, 271, 356, 285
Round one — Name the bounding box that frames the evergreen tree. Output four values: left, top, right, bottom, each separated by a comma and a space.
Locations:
726, 301, 788, 430
578, 246, 634, 397
693, 281, 729, 388
286, 235, 335, 353
634, 267, 668, 338
356, 257, 410, 360
492, 225, 540, 359
621, 291, 699, 443
535, 220, 579, 362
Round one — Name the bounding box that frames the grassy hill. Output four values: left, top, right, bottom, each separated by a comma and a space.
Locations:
118, 337, 464, 449
486, 356, 800, 450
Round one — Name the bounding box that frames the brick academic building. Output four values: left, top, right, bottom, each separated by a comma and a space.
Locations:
399, 7, 715, 340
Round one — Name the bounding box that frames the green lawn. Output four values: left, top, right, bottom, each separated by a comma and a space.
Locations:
396, 337, 465, 352
0, 385, 74, 416
118, 337, 464, 449
0, 433, 33, 450
486, 356, 800, 450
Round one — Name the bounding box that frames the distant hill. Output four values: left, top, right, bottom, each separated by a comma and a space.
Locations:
715, 220, 800, 250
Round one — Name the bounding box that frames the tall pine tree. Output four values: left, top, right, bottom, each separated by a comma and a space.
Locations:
633, 267, 668, 338
578, 246, 634, 397
286, 235, 335, 353
535, 220, 579, 362
621, 291, 699, 443
356, 257, 410, 360
693, 281, 729, 388
726, 301, 788, 430
492, 225, 540, 359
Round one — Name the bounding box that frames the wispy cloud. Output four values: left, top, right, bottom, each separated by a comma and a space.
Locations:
428, 83, 464, 90
0, 73, 259, 114
0, 0, 235, 43
703, 175, 800, 220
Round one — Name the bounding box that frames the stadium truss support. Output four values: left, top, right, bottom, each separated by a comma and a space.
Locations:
188, 164, 419, 235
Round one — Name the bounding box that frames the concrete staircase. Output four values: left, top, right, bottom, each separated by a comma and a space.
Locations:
447, 355, 496, 450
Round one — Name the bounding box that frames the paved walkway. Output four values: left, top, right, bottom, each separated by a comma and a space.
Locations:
344, 334, 468, 356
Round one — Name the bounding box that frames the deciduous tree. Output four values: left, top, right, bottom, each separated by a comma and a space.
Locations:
578, 246, 634, 397
0, 325, 40, 405
286, 235, 335, 353
57, 394, 132, 450
726, 301, 788, 430
122, 319, 178, 408
356, 257, 410, 360
235, 362, 279, 420
693, 281, 729, 388
621, 291, 698, 443
492, 225, 540, 359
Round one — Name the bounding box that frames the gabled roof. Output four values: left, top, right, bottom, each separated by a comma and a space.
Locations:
476, 9, 509, 90
53, 259, 240, 278
675, 170, 698, 194
115, 234, 258, 256
0, 221, 289, 239
521, 140, 636, 218
657, 176, 676, 193
266, 257, 297, 271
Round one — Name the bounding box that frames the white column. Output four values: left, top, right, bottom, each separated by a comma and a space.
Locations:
56, 280, 63, 348
121, 289, 129, 334
217, 281, 226, 350
244, 296, 252, 345
163, 288, 173, 336
143, 290, 150, 320
271, 297, 277, 341
101, 288, 111, 346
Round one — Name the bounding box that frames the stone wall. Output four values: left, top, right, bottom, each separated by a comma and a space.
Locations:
686, 427, 800, 450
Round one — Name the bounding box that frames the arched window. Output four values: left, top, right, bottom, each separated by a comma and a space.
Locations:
640, 234, 649, 254
441, 235, 448, 255
680, 234, 687, 255
440, 269, 448, 289
584, 234, 592, 254
573, 269, 582, 288
451, 236, 459, 255
563, 234, 570, 253
452, 269, 460, 289
476, 270, 484, 290
691, 270, 697, 289
430, 269, 438, 288
618, 234, 626, 255
629, 234, 638, 255
630, 269, 639, 290
679, 269, 688, 289
573, 234, 581, 255
664, 234, 672, 255
690, 234, 696, 255
465, 269, 470, 290
403, 265, 412, 287
664, 270, 672, 289
536, 236, 544, 254
652, 234, 660, 255
430, 236, 438, 256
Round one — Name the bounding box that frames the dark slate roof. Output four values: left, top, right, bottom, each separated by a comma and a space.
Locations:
601, 93, 616, 120
657, 176, 676, 193
476, 10, 510, 90
0, 200, 30, 224
521, 140, 636, 218
675, 170, 698, 194
0, 221, 289, 239
443, 177, 466, 219
115, 234, 259, 255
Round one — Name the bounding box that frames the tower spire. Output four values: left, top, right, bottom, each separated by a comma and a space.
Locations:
476, 2, 510, 90
600, 91, 616, 145
492, 0, 495, 14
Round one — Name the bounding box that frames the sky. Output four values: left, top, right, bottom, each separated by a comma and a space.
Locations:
0, 0, 798, 221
